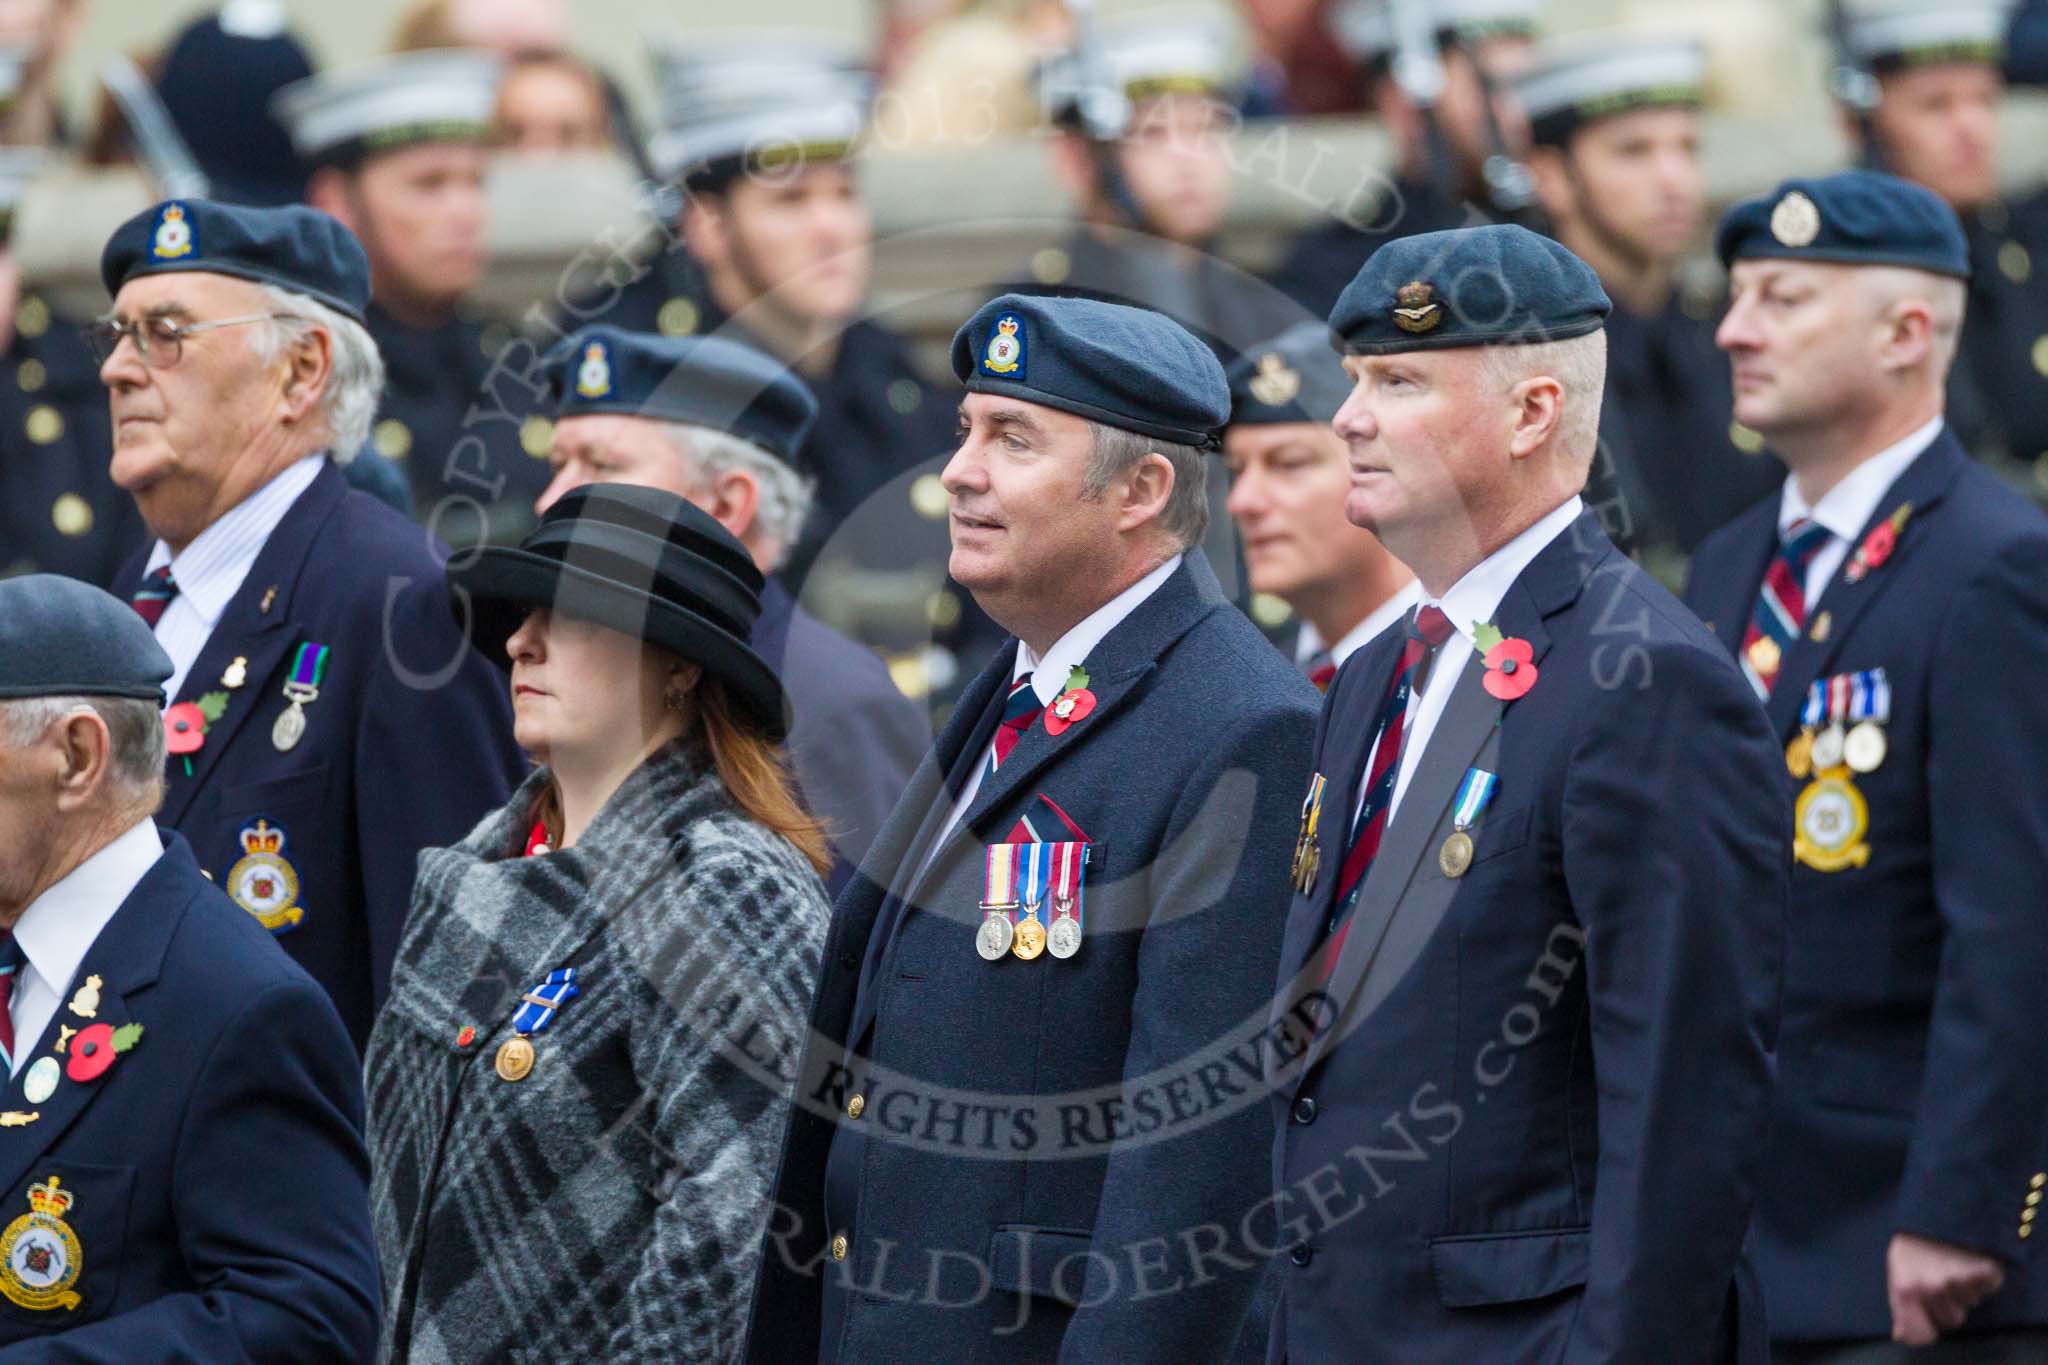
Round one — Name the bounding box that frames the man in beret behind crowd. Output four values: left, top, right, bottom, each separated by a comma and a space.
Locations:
1267, 224, 1787, 1363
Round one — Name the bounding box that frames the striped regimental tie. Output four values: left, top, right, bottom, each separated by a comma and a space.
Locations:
130, 565, 178, 630
1739, 518, 1833, 700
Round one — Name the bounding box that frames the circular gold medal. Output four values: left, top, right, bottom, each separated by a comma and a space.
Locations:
1746, 635, 1782, 677
1439, 831, 1474, 879
1012, 914, 1046, 960
976, 914, 1014, 961
1785, 730, 1814, 780
1844, 721, 1887, 773
495, 1035, 536, 1082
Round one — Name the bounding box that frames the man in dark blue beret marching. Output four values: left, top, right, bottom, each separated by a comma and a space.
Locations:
1266, 223, 1787, 1363
748, 293, 1318, 1362
1687, 169, 2048, 1359
0, 575, 377, 1359
531, 325, 928, 895
96, 197, 525, 1048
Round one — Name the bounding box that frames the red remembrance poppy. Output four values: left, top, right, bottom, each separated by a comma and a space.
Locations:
455, 1025, 477, 1048
1043, 688, 1096, 736
65, 1024, 117, 1083
162, 703, 207, 755
1482, 638, 1539, 702
1860, 521, 1897, 570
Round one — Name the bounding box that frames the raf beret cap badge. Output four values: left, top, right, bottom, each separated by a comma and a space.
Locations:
1771, 191, 1822, 248
1247, 353, 1301, 406
983, 313, 1025, 377
574, 339, 613, 399
151, 203, 196, 260
1393, 281, 1444, 334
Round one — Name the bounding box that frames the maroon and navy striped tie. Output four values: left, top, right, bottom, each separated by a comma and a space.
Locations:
1739, 518, 1832, 699
986, 675, 1043, 780
130, 565, 178, 630
1318, 605, 1454, 976
0, 935, 21, 1074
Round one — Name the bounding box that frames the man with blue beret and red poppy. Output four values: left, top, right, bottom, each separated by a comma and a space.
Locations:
1688, 169, 2048, 1360
1266, 222, 1788, 1363
748, 292, 1318, 1362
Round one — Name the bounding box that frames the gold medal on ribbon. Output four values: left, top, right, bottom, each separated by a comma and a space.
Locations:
1438, 831, 1475, 878
1785, 730, 1814, 780
495, 1035, 536, 1082
1012, 914, 1046, 960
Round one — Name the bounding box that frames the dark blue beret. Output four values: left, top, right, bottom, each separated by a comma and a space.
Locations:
1715, 171, 1970, 281
1227, 322, 1353, 425
1329, 223, 1611, 355
0, 575, 173, 704
547, 327, 819, 465
101, 199, 371, 323
951, 292, 1229, 449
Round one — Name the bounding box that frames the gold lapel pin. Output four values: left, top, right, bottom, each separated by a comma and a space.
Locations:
1810, 611, 1833, 643
259, 585, 277, 614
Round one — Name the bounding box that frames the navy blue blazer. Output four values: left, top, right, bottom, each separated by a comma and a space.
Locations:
747, 551, 1319, 1363
1270, 512, 1786, 1364
1684, 429, 2048, 1341
0, 832, 377, 1361
113, 461, 526, 1047
756, 575, 928, 898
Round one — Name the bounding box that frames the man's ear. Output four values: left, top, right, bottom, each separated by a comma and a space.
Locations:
701, 466, 761, 544
1507, 374, 1565, 461
51, 711, 111, 815
1115, 451, 1176, 533
1878, 298, 1937, 373
306, 168, 357, 233
1048, 131, 1097, 204
1526, 146, 1572, 227
276, 324, 335, 428
679, 197, 730, 274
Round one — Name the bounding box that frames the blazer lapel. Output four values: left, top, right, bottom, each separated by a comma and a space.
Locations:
1707, 509, 1781, 645
1764, 435, 1964, 737
157, 466, 347, 825
0, 836, 190, 1197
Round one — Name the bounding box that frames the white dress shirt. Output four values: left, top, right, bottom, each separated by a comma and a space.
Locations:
1776, 416, 1941, 606
144, 455, 325, 700
7, 819, 162, 1076
929, 553, 1183, 861
1295, 580, 1423, 672
1352, 496, 1584, 832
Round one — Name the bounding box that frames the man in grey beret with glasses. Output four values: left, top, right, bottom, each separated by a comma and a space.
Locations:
0, 574, 377, 1359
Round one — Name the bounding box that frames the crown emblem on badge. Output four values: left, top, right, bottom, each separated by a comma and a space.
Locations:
240, 820, 284, 856
575, 340, 612, 399
1248, 353, 1301, 406
1770, 191, 1822, 248
25, 1180, 73, 1220
1392, 281, 1443, 334
983, 313, 1024, 375
151, 204, 194, 260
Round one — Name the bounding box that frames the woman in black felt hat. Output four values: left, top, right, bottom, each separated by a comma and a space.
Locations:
364, 483, 831, 1363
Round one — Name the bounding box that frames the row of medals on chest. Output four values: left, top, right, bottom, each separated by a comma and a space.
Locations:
976, 890, 1081, 962
1786, 715, 1886, 780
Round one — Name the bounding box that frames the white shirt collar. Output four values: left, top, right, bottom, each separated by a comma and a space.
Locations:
1015, 553, 1183, 704
1776, 416, 1942, 545
144, 455, 325, 630
11, 819, 162, 1006
1433, 496, 1584, 648
1295, 579, 1424, 668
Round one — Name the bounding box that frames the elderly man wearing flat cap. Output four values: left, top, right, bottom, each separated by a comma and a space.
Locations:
1265, 223, 1788, 1363
747, 293, 1318, 1362
96, 198, 525, 1049
532, 325, 927, 895
1687, 171, 2048, 1360
0, 575, 376, 1359
1224, 321, 1418, 690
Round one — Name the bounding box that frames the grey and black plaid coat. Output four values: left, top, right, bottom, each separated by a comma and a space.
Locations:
365, 738, 829, 1363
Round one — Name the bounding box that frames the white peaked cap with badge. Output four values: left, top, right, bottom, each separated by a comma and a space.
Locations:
1514, 30, 1707, 141
1841, 0, 2017, 66
1332, 0, 1542, 62
647, 34, 873, 186
1039, 10, 1240, 130
271, 49, 503, 164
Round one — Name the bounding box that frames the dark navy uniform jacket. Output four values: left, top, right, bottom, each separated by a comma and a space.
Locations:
0, 833, 377, 1361
747, 551, 1318, 1363
1599, 292, 1783, 559
0, 298, 142, 588
1271, 511, 1785, 1364
1949, 191, 2048, 493
365, 301, 550, 545
113, 461, 526, 1048
1685, 428, 2048, 1341
1266, 174, 1477, 320
755, 574, 929, 898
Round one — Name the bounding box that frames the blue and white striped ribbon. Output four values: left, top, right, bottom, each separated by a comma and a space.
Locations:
510, 967, 579, 1035
1801, 668, 1891, 728
1451, 768, 1499, 833
1020, 841, 1050, 912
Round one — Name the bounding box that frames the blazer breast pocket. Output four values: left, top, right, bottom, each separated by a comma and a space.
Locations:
0, 1162, 135, 1329
218, 764, 334, 816
1418, 804, 1534, 887
987, 1224, 1095, 1304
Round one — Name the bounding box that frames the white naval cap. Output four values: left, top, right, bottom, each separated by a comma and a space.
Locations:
1515, 31, 1707, 146
271, 49, 502, 167
646, 35, 872, 188
1040, 11, 1239, 134
1333, 0, 1542, 63
1841, 0, 2016, 69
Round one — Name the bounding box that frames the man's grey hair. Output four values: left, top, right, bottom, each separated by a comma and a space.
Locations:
1859, 266, 1967, 378
660, 422, 815, 568
252, 284, 386, 464
1478, 329, 1609, 467
1082, 421, 1210, 548
0, 696, 166, 815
